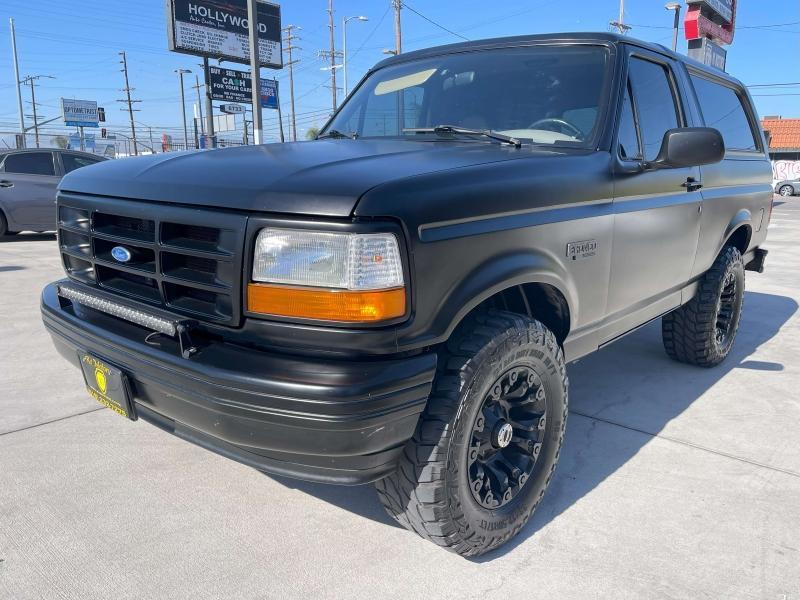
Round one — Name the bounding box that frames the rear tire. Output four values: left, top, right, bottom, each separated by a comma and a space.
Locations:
662, 246, 745, 367
778, 185, 794, 197
375, 310, 568, 557
0, 212, 8, 237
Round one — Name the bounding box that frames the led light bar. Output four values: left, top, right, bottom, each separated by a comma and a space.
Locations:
57, 284, 177, 336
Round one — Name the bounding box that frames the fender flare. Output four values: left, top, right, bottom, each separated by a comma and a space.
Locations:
721, 209, 752, 253
433, 249, 578, 341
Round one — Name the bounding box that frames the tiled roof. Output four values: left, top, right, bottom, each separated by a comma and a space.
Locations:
761, 118, 800, 151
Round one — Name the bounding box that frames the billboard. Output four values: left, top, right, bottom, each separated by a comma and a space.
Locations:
687, 0, 733, 24
260, 78, 278, 110
166, 0, 282, 68
61, 98, 99, 127
685, 0, 736, 45
208, 65, 278, 108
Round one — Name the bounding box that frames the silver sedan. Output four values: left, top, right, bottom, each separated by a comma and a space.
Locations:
0, 149, 106, 236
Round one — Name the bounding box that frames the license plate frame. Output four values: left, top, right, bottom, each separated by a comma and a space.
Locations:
78, 351, 137, 421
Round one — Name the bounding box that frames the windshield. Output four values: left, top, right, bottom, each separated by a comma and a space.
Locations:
324, 44, 612, 147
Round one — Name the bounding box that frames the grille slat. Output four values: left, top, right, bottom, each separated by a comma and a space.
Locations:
57, 195, 246, 326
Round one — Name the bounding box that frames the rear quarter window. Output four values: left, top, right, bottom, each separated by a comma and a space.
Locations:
690, 75, 759, 152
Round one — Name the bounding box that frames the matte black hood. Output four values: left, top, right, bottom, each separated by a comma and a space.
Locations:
59, 139, 531, 218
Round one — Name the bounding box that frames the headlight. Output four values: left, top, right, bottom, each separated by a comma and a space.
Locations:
248, 228, 406, 322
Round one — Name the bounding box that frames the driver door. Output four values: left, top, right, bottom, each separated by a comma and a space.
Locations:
604, 49, 702, 341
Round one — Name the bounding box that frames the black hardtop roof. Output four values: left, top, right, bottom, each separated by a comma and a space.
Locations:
372, 32, 744, 88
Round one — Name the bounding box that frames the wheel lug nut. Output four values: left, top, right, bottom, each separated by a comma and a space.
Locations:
476, 416, 485, 430
473, 479, 483, 492
538, 416, 546, 430
533, 443, 542, 457
503, 489, 512, 502
469, 448, 478, 461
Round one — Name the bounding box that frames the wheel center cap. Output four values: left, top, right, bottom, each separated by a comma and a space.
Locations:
494, 422, 514, 448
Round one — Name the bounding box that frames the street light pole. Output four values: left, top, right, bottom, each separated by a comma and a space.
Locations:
665, 3, 682, 52
9, 18, 26, 148
342, 15, 368, 98
175, 69, 191, 149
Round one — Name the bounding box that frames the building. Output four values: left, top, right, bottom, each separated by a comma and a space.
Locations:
761, 117, 800, 182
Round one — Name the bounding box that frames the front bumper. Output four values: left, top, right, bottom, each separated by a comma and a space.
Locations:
41, 281, 436, 484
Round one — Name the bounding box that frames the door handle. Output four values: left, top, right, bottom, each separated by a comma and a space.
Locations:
681, 177, 703, 192
0, 180, 13, 188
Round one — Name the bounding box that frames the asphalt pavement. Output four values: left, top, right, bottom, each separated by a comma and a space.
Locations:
1, 200, 799, 600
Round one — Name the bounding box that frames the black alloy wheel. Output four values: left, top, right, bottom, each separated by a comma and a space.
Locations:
468, 366, 547, 509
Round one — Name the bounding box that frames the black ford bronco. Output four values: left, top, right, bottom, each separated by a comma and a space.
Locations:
42, 33, 772, 556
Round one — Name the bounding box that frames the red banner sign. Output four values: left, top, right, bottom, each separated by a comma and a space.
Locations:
684, 0, 737, 44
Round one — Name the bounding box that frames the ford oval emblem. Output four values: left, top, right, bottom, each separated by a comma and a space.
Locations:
111, 246, 132, 263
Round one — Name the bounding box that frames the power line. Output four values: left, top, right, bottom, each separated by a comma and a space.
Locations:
747, 82, 800, 88
402, 2, 470, 42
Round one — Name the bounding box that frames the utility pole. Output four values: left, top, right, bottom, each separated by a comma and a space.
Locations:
282, 25, 301, 142
610, 0, 632, 35
27, 78, 39, 148
202, 58, 215, 147
246, 0, 263, 144
319, 2, 342, 113
118, 51, 141, 155
275, 78, 285, 143
328, 0, 337, 111
393, 0, 402, 54
20, 75, 53, 148
10, 18, 26, 148
175, 69, 191, 149
192, 75, 205, 139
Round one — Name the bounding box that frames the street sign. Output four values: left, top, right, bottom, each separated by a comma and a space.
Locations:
208, 65, 279, 109
688, 38, 728, 71
166, 0, 282, 69
220, 104, 245, 114
61, 98, 99, 127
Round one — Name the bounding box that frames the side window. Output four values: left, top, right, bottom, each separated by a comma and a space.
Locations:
3, 152, 56, 176
617, 82, 641, 160
628, 57, 680, 161
690, 75, 758, 152
62, 153, 102, 174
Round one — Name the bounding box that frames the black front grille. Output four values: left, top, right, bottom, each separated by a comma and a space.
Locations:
57, 194, 247, 326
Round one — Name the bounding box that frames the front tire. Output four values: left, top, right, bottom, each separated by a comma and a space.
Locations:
375, 310, 568, 557
778, 185, 794, 197
662, 246, 745, 367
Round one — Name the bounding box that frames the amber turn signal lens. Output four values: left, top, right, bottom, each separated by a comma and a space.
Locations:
247, 283, 406, 322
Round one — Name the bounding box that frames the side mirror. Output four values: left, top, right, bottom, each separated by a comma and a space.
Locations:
649, 127, 725, 169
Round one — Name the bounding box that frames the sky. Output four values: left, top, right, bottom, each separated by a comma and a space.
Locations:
1, 0, 799, 148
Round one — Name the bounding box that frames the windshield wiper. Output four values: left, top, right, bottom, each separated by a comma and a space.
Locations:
317, 129, 358, 140
403, 125, 521, 148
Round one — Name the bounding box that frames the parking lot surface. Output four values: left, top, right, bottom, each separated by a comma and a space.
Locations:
1, 201, 799, 600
